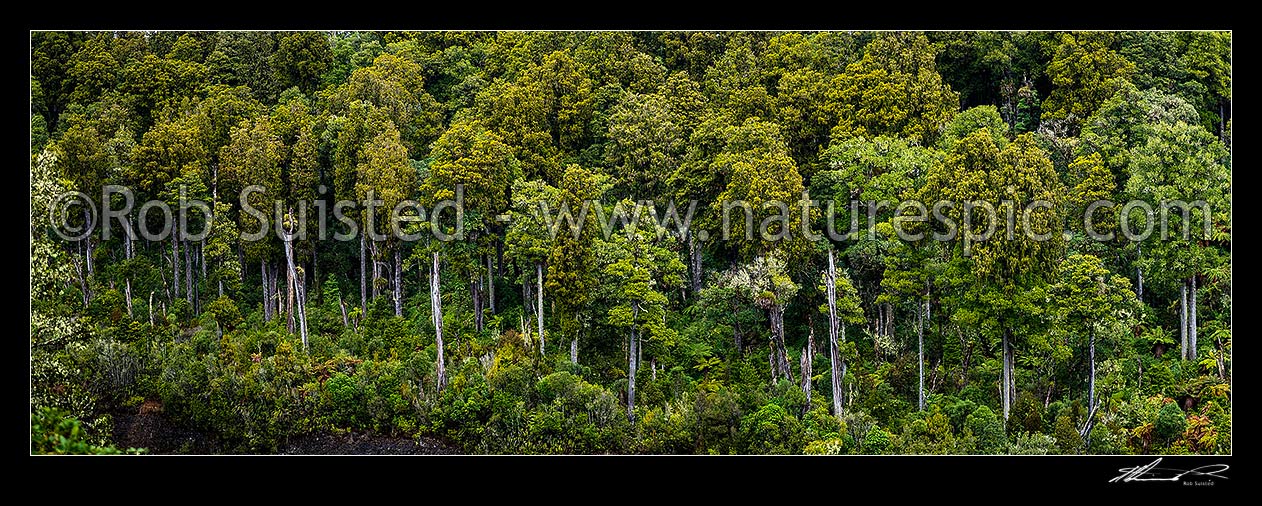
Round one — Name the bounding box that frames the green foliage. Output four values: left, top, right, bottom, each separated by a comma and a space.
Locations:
738, 403, 805, 454
1042, 33, 1135, 130
32, 407, 141, 455
863, 426, 892, 454
27, 30, 1231, 456
829, 32, 959, 146
940, 105, 1008, 150
1154, 401, 1187, 445
965, 405, 1006, 454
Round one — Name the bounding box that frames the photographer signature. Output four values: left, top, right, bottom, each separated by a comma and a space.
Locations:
1110, 458, 1229, 483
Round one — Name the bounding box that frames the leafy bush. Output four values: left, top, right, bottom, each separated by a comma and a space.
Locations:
965, 405, 1006, 454
738, 403, 805, 454
1154, 401, 1187, 445
31, 407, 141, 455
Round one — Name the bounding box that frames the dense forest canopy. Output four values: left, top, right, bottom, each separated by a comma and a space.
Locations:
30, 30, 1230, 455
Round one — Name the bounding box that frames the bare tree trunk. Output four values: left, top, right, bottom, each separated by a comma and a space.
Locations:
148, 291, 154, 325
826, 250, 843, 420
1002, 328, 1011, 422
918, 295, 926, 412
1136, 243, 1143, 302
124, 234, 132, 316
1190, 275, 1198, 361
537, 262, 545, 354
628, 302, 639, 423
125, 279, 133, 318
1220, 102, 1226, 141
801, 318, 814, 416
184, 239, 193, 306
1180, 281, 1189, 361
339, 293, 349, 328
1088, 327, 1096, 421
261, 259, 270, 321
172, 230, 180, 300
570, 336, 578, 365
522, 276, 531, 341
487, 254, 495, 315
281, 211, 308, 348
394, 247, 403, 317
637, 328, 643, 373
370, 240, 380, 300
359, 234, 367, 313
297, 264, 309, 349
284, 225, 297, 334
770, 304, 793, 385
431, 251, 446, 391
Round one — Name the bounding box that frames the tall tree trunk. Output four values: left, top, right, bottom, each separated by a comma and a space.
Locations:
522, 277, 531, 339
826, 250, 843, 420
125, 279, 133, 318
124, 233, 132, 314
1002, 328, 1011, 422
284, 227, 297, 334
1180, 281, 1189, 360
370, 240, 380, 300
339, 293, 349, 328
487, 254, 495, 315
1088, 327, 1096, 421
431, 251, 446, 391
570, 335, 578, 365
261, 259, 270, 321
148, 291, 155, 325
637, 327, 643, 373
841, 323, 849, 408
1220, 102, 1226, 142
184, 239, 193, 307
918, 295, 926, 412
537, 262, 545, 354
1136, 243, 1143, 301
628, 302, 639, 423
172, 230, 180, 300
770, 304, 793, 385
393, 247, 403, 317
801, 317, 814, 416
1190, 275, 1198, 361
359, 234, 367, 313
298, 265, 309, 349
